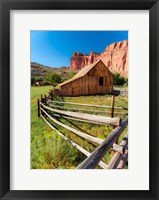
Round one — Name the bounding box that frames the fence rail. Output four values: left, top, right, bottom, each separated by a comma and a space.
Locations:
41, 102, 121, 126
76, 118, 128, 169
48, 99, 128, 110
41, 106, 104, 145
107, 134, 128, 169
37, 93, 128, 169
48, 103, 128, 115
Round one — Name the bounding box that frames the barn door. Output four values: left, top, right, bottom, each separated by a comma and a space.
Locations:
98, 76, 104, 94
99, 77, 104, 86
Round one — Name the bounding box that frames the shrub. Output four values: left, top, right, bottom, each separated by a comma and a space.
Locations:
45, 73, 62, 87
31, 77, 36, 85
113, 73, 128, 86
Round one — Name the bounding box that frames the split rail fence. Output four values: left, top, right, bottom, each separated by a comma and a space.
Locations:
37, 93, 128, 169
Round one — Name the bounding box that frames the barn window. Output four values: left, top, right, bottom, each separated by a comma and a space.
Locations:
99, 77, 104, 86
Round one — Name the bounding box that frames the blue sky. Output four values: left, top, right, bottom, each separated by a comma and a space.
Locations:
31, 31, 128, 68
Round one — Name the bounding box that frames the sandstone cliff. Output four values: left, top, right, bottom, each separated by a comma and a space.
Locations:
70, 40, 128, 77
70, 52, 100, 70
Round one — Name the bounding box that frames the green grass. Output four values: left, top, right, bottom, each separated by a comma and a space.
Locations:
113, 85, 128, 91
31, 86, 86, 169
31, 86, 128, 169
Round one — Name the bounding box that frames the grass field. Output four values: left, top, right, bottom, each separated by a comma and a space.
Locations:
31, 86, 128, 169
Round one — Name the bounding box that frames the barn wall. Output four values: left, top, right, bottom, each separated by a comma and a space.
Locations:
59, 62, 113, 96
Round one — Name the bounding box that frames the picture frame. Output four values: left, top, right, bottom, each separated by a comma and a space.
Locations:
0, 0, 159, 199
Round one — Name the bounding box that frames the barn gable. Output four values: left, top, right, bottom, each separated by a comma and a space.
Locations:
59, 60, 112, 87
58, 60, 113, 96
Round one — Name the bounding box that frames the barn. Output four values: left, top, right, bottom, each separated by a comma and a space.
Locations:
58, 60, 113, 96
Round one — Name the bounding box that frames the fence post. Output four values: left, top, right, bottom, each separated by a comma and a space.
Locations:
51, 90, 53, 100
41, 94, 43, 103
110, 95, 119, 146
44, 94, 47, 105
37, 99, 40, 117
110, 95, 115, 118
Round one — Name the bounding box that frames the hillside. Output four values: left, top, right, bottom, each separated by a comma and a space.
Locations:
31, 62, 77, 78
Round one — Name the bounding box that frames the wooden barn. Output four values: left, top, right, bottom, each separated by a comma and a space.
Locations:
58, 60, 113, 96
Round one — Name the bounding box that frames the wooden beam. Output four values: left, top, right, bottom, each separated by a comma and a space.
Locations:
46, 94, 51, 101
41, 108, 104, 145
107, 134, 128, 169
48, 100, 128, 110
107, 152, 122, 169
40, 102, 120, 126
49, 103, 110, 114
41, 115, 107, 169
37, 99, 40, 117
117, 148, 128, 169
110, 96, 115, 118
49, 104, 128, 115
76, 118, 128, 169
44, 94, 47, 104
52, 113, 106, 125
41, 94, 43, 102
111, 143, 124, 154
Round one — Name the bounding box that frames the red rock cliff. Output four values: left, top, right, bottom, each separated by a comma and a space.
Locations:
70, 40, 128, 77
70, 52, 100, 70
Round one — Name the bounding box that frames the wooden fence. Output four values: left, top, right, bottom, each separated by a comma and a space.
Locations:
37, 93, 128, 169
112, 90, 128, 96
76, 119, 128, 169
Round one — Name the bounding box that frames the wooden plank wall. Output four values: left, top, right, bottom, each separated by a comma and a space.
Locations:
60, 62, 113, 96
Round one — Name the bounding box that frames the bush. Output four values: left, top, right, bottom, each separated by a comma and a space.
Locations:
113, 73, 128, 86
31, 77, 36, 85
31, 77, 44, 86
124, 77, 128, 86
45, 73, 62, 87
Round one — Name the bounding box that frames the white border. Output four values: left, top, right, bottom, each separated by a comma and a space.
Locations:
10, 10, 149, 190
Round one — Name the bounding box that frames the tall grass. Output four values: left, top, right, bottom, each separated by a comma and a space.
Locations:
31, 86, 85, 169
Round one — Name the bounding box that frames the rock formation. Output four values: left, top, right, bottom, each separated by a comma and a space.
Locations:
70, 40, 128, 77
70, 52, 100, 70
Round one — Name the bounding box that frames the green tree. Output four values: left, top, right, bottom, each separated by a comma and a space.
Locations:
124, 77, 128, 86
45, 73, 62, 87
113, 73, 127, 86
31, 77, 36, 85
62, 71, 77, 82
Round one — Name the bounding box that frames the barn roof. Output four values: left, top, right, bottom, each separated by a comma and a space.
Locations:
59, 60, 103, 87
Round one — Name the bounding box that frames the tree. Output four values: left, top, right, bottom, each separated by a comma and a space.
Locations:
113, 73, 127, 86
31, 77, 36, 85
124, 77, 128, 86
62, 71, 77, 82
45, 73, 62, 87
